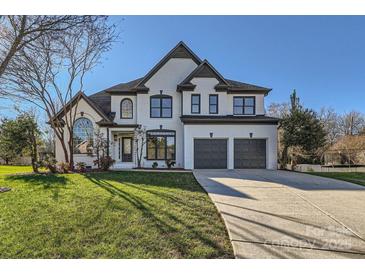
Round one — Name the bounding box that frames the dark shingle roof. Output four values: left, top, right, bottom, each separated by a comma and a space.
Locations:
89, 90, 111, 116
225, 79, 271, 91
104, 77, 144, 92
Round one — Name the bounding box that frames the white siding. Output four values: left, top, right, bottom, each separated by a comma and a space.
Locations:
184, 124, 277, 170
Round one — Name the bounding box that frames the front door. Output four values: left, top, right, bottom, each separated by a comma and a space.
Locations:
121, 137, 133, 162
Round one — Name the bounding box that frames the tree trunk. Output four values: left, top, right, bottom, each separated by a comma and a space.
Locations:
30, 127, 39, 173
280, 146, 289, 169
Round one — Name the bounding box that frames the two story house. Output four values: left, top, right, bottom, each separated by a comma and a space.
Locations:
54, 41, 279, 169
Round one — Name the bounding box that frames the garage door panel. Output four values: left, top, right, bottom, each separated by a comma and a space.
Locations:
234, 139, 266, 169
194, 139, 227, 169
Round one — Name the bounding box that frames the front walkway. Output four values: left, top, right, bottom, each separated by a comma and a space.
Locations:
193, 169, 365, 258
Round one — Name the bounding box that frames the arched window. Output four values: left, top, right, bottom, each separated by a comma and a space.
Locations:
73, 117, 93, 154
121, 99, 133, 119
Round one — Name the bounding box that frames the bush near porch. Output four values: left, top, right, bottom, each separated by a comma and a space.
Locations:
0, 171, 233, 258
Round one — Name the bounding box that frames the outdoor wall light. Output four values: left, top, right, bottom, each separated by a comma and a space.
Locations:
80, 111, 84, 116
160, 125, 163, 130
210, 132, 213, 138
249, 132, 253, 138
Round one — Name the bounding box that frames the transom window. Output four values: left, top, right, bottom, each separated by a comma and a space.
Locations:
147, 130, 176, 160
209, 95, 218, 114
191, 94, 200, 114
121, 98, 133, 119
150, 95, 172, 118
73, 117, 93, 154
233, 96, 255, 115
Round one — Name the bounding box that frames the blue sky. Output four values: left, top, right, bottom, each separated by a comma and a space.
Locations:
2, 16, 364, 118
82, 16, 365, 114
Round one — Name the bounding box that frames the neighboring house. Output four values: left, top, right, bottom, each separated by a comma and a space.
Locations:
53, 41, 279, 169
324, 135, 365, 166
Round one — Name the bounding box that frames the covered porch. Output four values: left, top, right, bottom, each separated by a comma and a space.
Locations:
108, 126, 137, 170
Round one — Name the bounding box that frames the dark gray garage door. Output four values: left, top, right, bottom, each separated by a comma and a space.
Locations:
234, 139, 266, 169
194, 139, 227, 169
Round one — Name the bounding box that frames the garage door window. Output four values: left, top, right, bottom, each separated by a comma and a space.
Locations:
147, 131, 175, 160
233, 96, 255, 115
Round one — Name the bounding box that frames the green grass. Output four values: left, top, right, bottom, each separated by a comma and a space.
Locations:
0, 165, 34, 175
308, 172, 365, 187
0, 171, 233, 258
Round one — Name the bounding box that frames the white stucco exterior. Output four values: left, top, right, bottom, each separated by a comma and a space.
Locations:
183, 124, 278, 170
54, 42, 278, 170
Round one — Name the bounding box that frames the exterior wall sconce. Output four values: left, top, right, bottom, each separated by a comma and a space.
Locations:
210, 132, 213, 138
159, 90, 163, 94
249, 132, 253, 138
159, 125, 163, 130
80, 111, 84, 116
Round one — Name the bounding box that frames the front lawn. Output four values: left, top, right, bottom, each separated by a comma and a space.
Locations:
0, 171, 233, 258
0, 165, 34, 175
308, 172, 365, 187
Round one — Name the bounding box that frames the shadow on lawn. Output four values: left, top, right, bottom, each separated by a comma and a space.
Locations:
83, 173, 233, 258
4, 173, 68, 201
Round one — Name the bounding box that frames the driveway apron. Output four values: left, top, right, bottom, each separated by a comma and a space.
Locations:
193, 169, 365, 258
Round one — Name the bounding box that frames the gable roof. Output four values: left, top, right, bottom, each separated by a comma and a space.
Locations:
51, 91, 112, 124
135, 41, 202, 89
178, 60, 229, 89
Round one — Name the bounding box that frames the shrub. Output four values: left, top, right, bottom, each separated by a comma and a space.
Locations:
57, 162, 70, 173
152, 162, 158, 169
41, 155, 57, 173
94, 156, 115, 171
166, 159, 176, 169
75, 162, 87, 173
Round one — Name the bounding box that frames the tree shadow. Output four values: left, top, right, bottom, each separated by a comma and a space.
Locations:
3, 173, 68, 201
83, 173, 233, 258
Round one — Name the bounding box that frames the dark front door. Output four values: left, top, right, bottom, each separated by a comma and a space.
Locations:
234, 139, 266, 169
121, 137, 133, 162
194, 139, 227, 169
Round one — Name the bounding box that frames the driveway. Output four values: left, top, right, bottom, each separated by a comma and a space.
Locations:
193, 169, 365, 258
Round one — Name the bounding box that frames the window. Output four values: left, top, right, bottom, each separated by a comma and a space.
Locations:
150, 95, 172, 118
73, 117, 93, 154
146, 130, 176, 160
209, 95, 218, 114
121, 99, 133, 118
233, 96, 255, 115
191, 94, 200, 114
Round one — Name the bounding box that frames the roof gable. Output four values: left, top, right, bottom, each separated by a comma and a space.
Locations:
135, 41, 202, 89
51, 91, 111, 123
179, 60, 229, 88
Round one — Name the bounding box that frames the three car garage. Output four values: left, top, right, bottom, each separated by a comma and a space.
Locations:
193, 138, 267, 169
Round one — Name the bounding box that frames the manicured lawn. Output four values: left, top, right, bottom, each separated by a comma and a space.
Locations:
0, 171, 233, 258
308, 172, 365, 187
0, 165, 34, 175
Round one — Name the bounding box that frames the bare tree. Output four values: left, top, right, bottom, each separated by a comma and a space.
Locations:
318, 107, 341, 145
339, 111, 365, 136
0, 16, 96, 82
2, 16, 116, 169
134, 125, 147, 168
266, 102, 290, 118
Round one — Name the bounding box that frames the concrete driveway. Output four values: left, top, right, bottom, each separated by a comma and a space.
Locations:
193, 169, 365, 258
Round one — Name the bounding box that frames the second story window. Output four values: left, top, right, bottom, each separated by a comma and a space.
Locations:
121, 98, 133, 119
191, 94, 200, 114
233, 96, 255, 115
209, 95, 218, 114
150, 95, 172, 118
